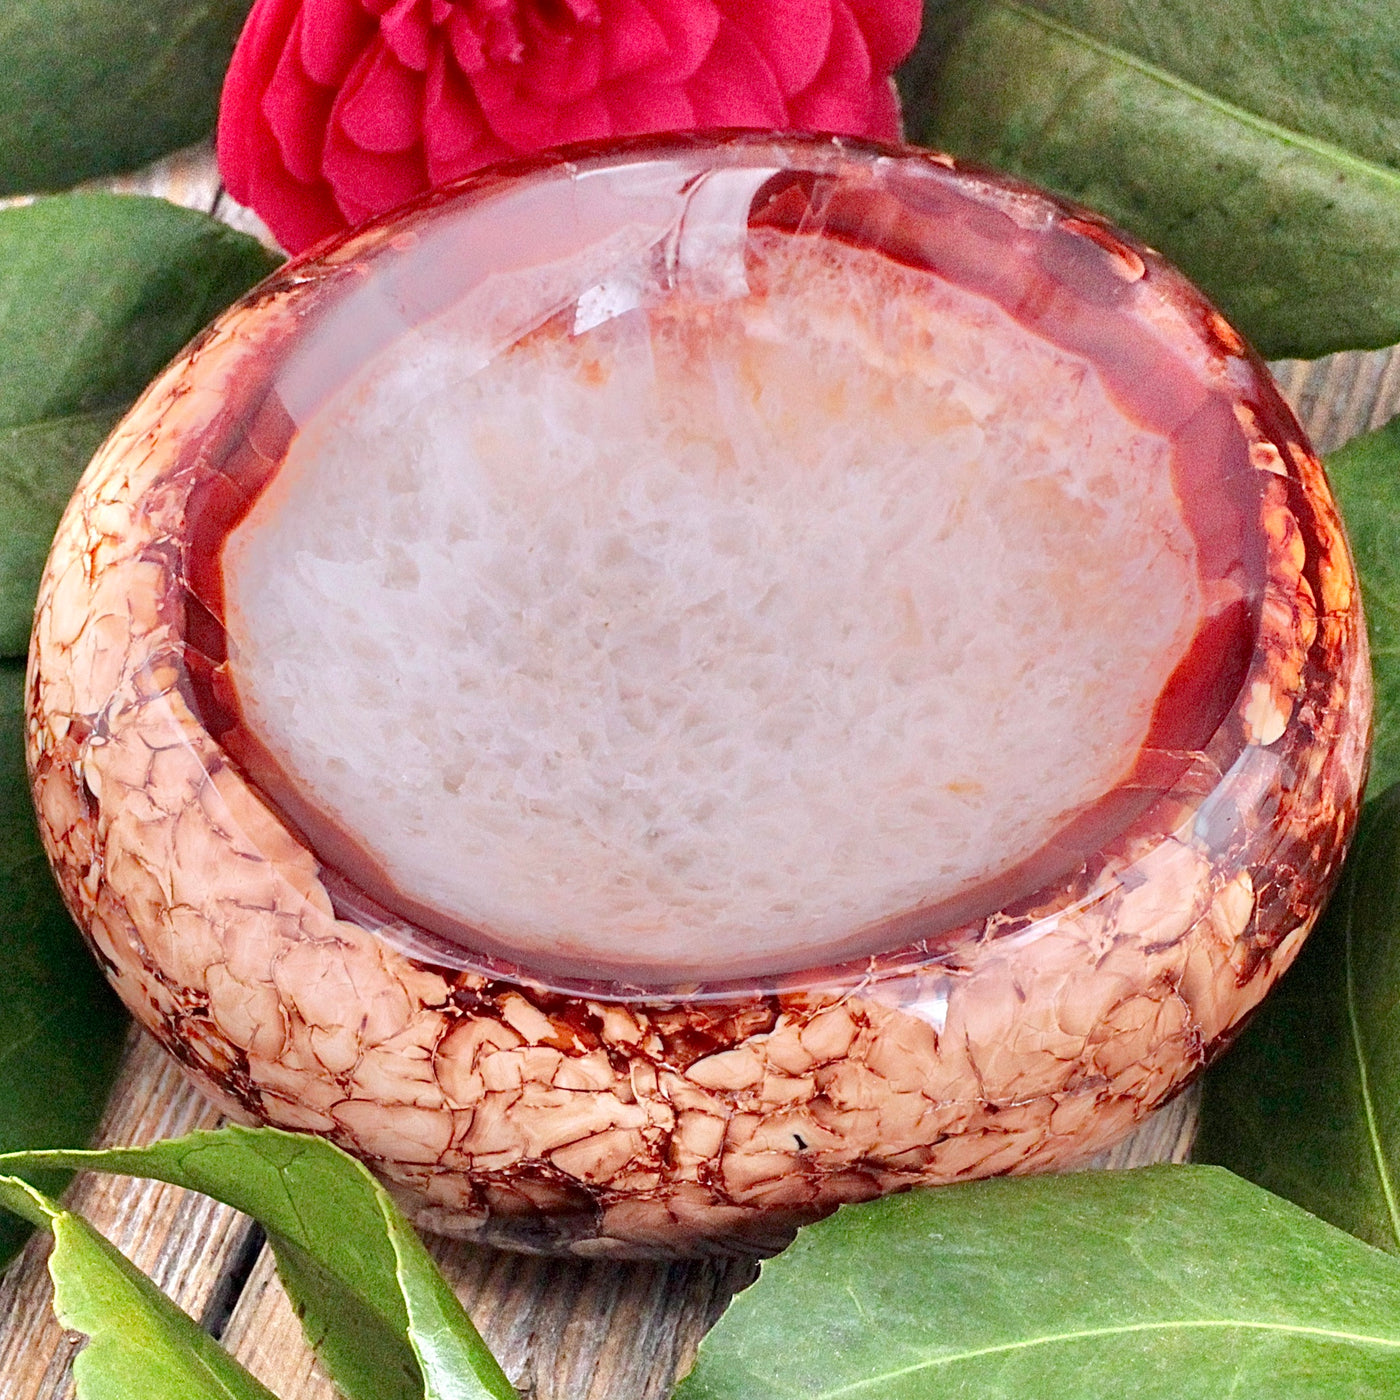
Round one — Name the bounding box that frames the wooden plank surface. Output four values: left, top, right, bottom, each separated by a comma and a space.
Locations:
1, 140, 1396, 1400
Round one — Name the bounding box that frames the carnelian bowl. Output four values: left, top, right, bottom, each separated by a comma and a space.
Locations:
27, 134, 1370, 1256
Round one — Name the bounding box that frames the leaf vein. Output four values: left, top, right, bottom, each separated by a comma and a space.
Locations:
1342, 818, 1400, 1248
816, 1318, 1400, 1397
994, 0, 1400, 193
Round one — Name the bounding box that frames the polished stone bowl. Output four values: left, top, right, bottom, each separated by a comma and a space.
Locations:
27, 133, 1370, 1256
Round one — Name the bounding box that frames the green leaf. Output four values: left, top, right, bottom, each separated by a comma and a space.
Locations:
0, 657, 125, 1270
1197, 786, 1400, 1254
901, 0, 1400, 359
0, 1125, 517, 1400
0, 1174, 280, 1400
0, 193, 280, 654
0, 0, 253, 193
674, 1166, 1400, 1399
1324, 418, 1400, 796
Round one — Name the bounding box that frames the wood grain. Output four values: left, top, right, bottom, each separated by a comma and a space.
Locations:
1273, 352, 1400, 454
1, 138, 1396, 1400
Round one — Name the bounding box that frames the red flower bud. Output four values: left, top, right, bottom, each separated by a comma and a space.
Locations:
218, 0, 921, 253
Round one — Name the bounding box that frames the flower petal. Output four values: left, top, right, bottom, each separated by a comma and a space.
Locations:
247, 152, 345, 252
323, 110, 426, 223
518, 26, 604, 103
218, 0, 304, 204
380, 0, 434, 71
685, 16, 787, 127
633, 0, 721, 84
469, 64, 561, 149
787, 0, 873, 135
446, 8, 487, 73
300, 0, 376, 84
718, 0, 832, 95
259, 12, 339, 184
842, 0, 921, 71
603, 76, 695, 135
864, 73, 902, 142
423, 48, 511, 184
335, 37, 424, 152
599, 0, 671, 80
553, 93, 615, 146
322, 39, 426, 218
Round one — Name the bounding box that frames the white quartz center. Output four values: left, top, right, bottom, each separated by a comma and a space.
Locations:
222, 230, 1202, 978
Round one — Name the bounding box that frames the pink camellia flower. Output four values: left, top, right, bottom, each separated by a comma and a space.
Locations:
218, 0, 922, 252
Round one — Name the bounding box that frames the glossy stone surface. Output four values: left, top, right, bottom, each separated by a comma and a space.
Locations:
223, 203, 1205, 982
27, 134, 1370, 1255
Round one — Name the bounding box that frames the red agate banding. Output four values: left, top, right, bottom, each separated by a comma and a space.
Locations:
27, 133, 1370, 1256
